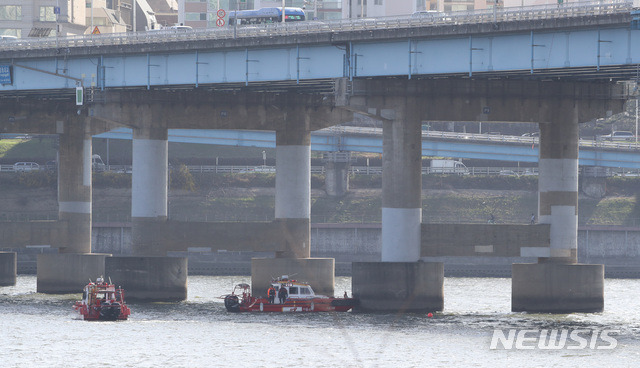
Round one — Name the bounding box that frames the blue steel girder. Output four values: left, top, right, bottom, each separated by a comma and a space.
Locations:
353, 27, 639, 78
1, 25, 639, 93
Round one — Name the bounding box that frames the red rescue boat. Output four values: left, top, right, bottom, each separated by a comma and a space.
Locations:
222, 275, 358, 313
73, 277, 131, 321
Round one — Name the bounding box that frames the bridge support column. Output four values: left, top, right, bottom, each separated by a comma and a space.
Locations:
353, 104, 443, 312
131, 125, 168, 256
325, 161, 350, 197
0, 252, 17, 286
122, 122, 186, 301
513, 112, 603, 312
38, 119, 106, 293
58, 120, 92, 254
252, 118, 335, 296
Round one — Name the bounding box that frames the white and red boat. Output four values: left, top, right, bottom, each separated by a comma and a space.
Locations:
222, 275, 358, 313
73, 277, 131, 321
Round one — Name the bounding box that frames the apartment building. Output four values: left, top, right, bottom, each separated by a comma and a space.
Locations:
341, 0, 513, 18
0, 0, 87, 38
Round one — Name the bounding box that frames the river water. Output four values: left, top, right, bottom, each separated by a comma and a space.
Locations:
1, 275, 639, 368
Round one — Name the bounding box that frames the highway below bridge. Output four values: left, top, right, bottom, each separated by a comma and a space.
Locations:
93, 126, 640, 169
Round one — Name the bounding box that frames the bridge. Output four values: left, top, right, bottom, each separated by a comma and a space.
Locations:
95, 126, 640, 168
1, 0, 639, 312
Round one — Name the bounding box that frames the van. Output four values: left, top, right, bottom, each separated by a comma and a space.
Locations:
598, 131, 635, 141
13, 162, 40, 172
169, 25, 193, 31
92, 154, 106, 172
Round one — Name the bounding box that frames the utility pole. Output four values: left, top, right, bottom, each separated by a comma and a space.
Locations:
90, 0, 94, 34
282, 0, 286, 24
133, 0, 137, 32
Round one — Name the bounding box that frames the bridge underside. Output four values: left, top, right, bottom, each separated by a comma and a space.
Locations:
0, 77, 627, 309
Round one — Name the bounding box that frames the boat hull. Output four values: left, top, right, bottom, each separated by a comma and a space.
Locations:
226, 296, 357, 313
74, 302, 131, 321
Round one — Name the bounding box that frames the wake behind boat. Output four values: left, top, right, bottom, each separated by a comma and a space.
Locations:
222, 275, 357, 313
73, 277, 131, 321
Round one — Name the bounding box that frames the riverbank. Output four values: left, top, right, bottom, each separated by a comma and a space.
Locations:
1, 185, 638, 226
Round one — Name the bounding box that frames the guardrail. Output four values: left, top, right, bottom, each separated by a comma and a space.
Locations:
3, 163, 640, 176
3, 210, 639, 226
0, 0, 633, 52
320, 126, 640, 151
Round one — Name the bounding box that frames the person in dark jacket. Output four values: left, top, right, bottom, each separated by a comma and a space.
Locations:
278, 285, 288, 304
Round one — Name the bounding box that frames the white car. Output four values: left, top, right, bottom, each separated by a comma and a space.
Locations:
13, 162, 40, 172
599, 131, 635, 141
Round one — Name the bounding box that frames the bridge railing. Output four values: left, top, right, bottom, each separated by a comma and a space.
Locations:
4, 163, 639, 176
0, 0, 633, 52
319, 125, 640, 151
3, 210, 639, 226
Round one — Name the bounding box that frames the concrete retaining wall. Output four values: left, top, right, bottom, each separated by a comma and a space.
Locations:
6, 223, 640, 277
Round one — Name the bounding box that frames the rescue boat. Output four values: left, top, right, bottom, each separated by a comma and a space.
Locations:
221, 275, 358, 312
73, 277, 131, 321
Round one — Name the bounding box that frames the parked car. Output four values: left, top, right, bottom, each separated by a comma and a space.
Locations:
499, 169, 518, 176
598, 131, 635, 141
13, 162, 39, 172
521, 132, 539, 137
92, 154, 106, 172
45, 161, 57, 172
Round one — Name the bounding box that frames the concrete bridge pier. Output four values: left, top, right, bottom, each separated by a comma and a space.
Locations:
512, 112, 603, 313
0, 252, 17, 286
252, 120, 335, 297
108, 122, 187, 301
324, 161, 350, 197
37, 119, 108, 293
352, 104, 443, 313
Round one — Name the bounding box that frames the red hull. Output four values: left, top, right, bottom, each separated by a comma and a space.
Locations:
227, 296, 357, 312
73, 302, 131, 321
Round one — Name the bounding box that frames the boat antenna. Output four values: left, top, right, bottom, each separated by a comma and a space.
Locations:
109, 277, 112, 284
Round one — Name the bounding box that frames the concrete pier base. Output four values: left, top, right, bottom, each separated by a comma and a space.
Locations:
251, 258, 335, 298
37, 253, 111, 293
512, 263, 604, 313
0, 252, 17, 286
105, 256, 187, 301
325, 161, 349, 197
352, 262, 444, 313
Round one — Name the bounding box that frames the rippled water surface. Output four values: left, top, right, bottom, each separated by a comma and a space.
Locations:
2, 276, 640, 367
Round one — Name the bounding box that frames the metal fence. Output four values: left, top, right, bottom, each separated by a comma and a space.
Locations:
0, 0, 633, 52
3, 164, 640, 176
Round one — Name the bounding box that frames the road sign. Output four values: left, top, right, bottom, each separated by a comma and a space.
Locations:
217, 9, 226, 18
92, 26, 100, 35
76, 87, 83, 106
54, 6, 60, 15
0, 65, 12, 85
216, 18, 225, 27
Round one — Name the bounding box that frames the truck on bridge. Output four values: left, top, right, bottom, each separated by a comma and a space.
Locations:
429, 159, 469, 175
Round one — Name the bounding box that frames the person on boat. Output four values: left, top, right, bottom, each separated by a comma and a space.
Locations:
267, 286, 276, 304
278, 285, 288, 304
